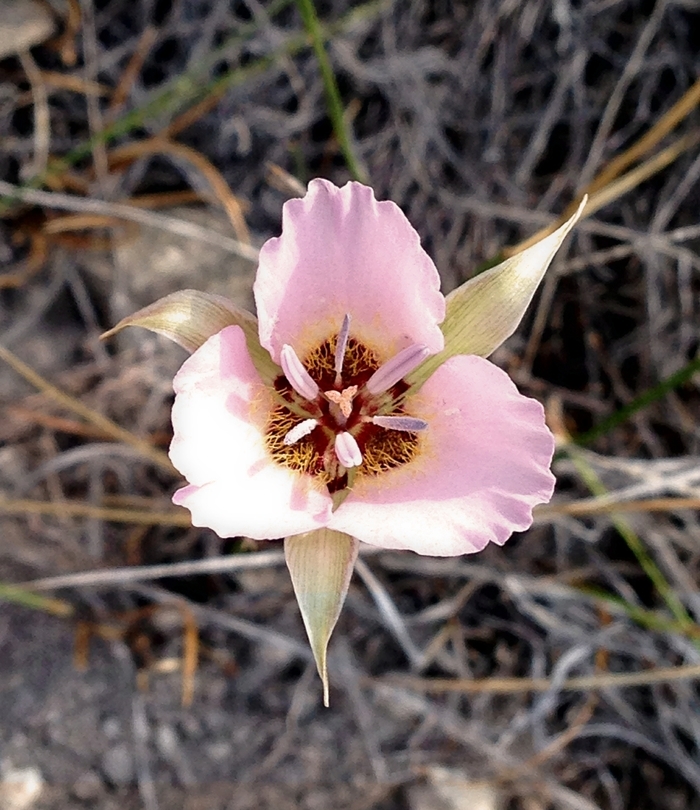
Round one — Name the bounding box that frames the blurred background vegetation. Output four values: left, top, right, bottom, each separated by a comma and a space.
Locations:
2, 1, 700, 808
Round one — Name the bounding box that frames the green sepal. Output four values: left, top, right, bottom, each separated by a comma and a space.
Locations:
284, 528, 359, 706
407, 198, 586, 389
101, 289, 279, 384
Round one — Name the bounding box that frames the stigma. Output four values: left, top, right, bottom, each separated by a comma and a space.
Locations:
324, 385, 358, 420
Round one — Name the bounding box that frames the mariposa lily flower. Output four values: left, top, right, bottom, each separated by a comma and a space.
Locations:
106, 180, 584, 704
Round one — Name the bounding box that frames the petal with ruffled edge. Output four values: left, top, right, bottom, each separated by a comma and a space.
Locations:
254, 180, 445, 364
169, 325, 332, 540
328, 355, 555, 555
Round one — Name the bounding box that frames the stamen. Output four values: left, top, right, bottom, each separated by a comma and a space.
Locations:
334, 313, 351, 383
280, 344, 319, 401
365, 344, 431, 395
334, 431, 363, 468
371, 415, 429, 432
283, 418, 319, 446
325, 385, 358, 419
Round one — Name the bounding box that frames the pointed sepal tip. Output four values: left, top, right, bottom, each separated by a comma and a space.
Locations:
406, 196, 587, 388
100, 289, 279, 383
284, 528, 359, 706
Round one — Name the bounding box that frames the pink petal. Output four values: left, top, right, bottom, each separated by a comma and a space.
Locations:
254, 180, 445, 364
328, 355, 555, 555
169, 325, 332, 540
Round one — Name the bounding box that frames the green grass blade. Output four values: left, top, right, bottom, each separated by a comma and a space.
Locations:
294, 0, 369, 183
576, 355, 700, 446
563, 444, 697, 637
0, 583, 74, 617
1, 0, 382, 212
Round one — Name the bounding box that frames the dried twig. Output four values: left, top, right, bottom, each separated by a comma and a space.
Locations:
0, 181, 259, 261
0, 343, 175, 472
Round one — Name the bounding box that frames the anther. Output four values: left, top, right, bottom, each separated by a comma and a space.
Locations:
371, 415, 429, 432
283, 418, 319, 446
334, 431, 363, 468
280, 344, 319, 401
334, 313, 351, 384
365, 344, 431, 395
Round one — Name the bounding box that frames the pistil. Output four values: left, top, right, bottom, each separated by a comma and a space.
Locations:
325, 385, 358, 420
266, 333, 423, 488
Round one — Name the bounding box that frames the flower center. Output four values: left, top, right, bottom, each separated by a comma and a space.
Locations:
264, 319, 428, 494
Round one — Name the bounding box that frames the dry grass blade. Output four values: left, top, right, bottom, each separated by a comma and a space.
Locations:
482, 695, 599, 788
108, 139, 251, 244
582, 132, 700, 219
79, 0, 109, 183
578, 0, 668, 189
56, 0, 81, 66
18, 549, 286, 591
18, 50, 50, 179
38, 71, 110, 96
5, 406, 168, 446
588, 75, 700, 196
42, 193, 208, 237
0, 497, 188, 527
73, 621, 93, 670
505, 79, 700, 256
124, 189, 204, 209
506, 131, 699, 257
7, 405, 129, 441
180, 605, 199, 708
0, 181, 258, 261
0, 231, 47, 289
132, 583, 313, 660
0, 344, 175, 472
266, 162, 306, 197
379, 662, 700, 695
42, 213, 137, 233
354, 558, 423, 669
538, 496, 700, 519
163, 87, 229, 140
107, 26, 159, 117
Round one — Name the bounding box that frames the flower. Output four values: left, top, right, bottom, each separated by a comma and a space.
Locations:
168, 180, 556, 553
107, 179, 584, 702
